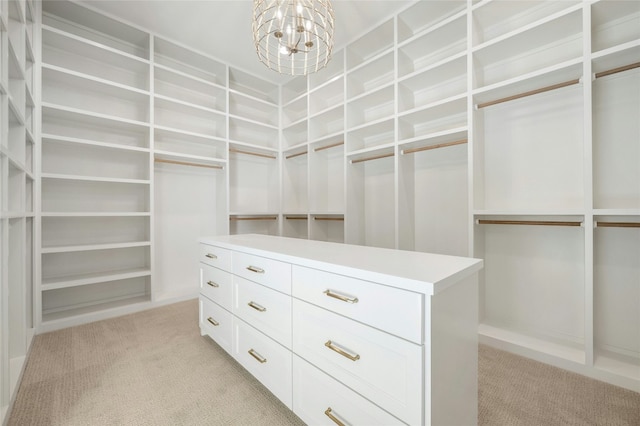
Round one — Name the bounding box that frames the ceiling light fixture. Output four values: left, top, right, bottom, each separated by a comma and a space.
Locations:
252, 0, 335, 75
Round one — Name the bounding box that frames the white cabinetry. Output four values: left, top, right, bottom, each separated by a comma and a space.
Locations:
273, 0, 639, 391
33, 0, 282, 332
0, 0, 37, 421
40, 1, 152, 329
199, 234, 482, 425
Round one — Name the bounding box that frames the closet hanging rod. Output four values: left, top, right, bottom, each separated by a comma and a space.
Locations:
477, 219, 583, 227
402, 139, 468, 155
595, 61, 640, 79
285, 151, 307, 159
314, 141, 344, 152
229, 216, 277, 221
476, 78, 580, 109
350, 152, 394, 164
595, 221, 640, 228
314, 217, 344, 221
229, 148, 277, 159
154, 158, 223, 169
285, 216, 308, 220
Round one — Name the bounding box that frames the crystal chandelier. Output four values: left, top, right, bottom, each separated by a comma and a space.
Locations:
252, 0, 335, 75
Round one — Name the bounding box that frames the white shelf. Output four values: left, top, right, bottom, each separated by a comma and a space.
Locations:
479, 323, 586, 365
42, 133, 150, 153
41, 173, 150, 185
42, 268, 151, 291
41, 102, 149, 128
42, 294, 150, 324
41, 241, 151, 254
41, 212, 152, 217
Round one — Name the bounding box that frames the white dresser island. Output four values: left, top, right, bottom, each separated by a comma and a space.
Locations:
198, 234, 483, 425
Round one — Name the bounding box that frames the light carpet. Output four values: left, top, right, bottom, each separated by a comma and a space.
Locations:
8, 299, 640, 425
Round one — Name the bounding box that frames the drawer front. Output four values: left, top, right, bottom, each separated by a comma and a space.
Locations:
232, 317, 292, 409
293, 355, 406, 426
233, 276, 292, 348
200, 264, 233, 310
233, 251, 291, 294
292, 266, 423, 343
293, 300, 422, 426
200, 244, 232, 271
199, 296, 233, 355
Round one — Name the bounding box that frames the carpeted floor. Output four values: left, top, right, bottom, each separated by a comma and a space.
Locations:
8, 299, 640, 425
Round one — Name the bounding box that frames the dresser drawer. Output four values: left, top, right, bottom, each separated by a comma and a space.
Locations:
200, 244, 232, 271
200, 264, 233, 311
233, 276, 292, 348
233, 251, 291, 294
293, 300, 422, 426
199, 296, 233, 355
232, 317, 292, 408
292, 266, 423, 343
293, 355, 406, 426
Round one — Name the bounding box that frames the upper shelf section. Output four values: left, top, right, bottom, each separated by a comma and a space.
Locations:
42, 0, 150, 60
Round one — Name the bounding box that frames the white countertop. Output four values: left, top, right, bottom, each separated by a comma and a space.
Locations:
200, 234, 483, 295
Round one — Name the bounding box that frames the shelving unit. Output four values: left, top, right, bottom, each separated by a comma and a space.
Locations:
274, 0, 639, 392
0, 2, 636, 415
39, 1, 151, 331
1, 0, 37, 421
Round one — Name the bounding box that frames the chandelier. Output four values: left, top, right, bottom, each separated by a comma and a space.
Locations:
252, 0, 335, 75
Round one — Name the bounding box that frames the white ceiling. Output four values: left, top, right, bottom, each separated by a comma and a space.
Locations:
76, 0, 413, 84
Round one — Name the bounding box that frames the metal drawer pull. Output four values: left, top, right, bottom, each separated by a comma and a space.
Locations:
207, 280, 219, 288
324, 289, 358, 304
324, 340, 360, 361
324, 408, 347, 426
206, 317, 219, 326
248, 349, 267, 363
248, 301, 266, 312
205, 253, 217, 259
246, 265, 265, 274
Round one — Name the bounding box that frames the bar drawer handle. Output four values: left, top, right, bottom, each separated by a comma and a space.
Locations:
324, 407, 346, 426
324, 289, 358, 304
205, 253, 217, 259
324, 340, 360, 361
207, 280, 219, 288
248, 349, 267, 363
207, 317, 219, 326
246, 265, 265, 274
248, 301, 267, 312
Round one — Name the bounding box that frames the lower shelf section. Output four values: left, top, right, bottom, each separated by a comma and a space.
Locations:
479, 323, 585, 364
42, 276, 151, 323
595, 350, 640, 382
479, 323, 640, 392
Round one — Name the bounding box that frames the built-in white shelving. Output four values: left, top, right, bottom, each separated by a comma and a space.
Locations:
0, 4, 637, 422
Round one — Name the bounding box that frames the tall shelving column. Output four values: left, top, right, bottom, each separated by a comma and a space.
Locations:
589, 0, 640, 387
395, 0, 469, 257
39, 1, 152, 331
0, 0, 37, 420
471, 0, 587, 364
307, 52, 345, 242
281, 75, 309, 239
344, 19, 396, 249
228, 68, 280, 235
152, 36, 228, 300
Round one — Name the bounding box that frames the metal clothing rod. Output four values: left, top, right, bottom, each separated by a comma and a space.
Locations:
314, 217, 344, 221
229, 148, 277, 159
595, 62, 640, 79
229, 216, 277, 221
350, 152, 394, 164
402, 139, 468, 155
314, 141, 344, 152
477, 219, 582, 227
285, 216, 308, 220
595, 221, 640, 228
154, 158, 223, 169
285, 151, 307, 159
477, 78, 581, 109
